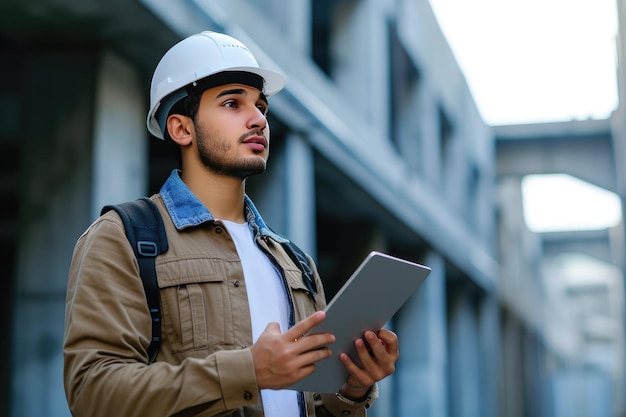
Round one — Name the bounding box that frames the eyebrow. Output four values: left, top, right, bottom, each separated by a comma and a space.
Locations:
216, 88, 268, 105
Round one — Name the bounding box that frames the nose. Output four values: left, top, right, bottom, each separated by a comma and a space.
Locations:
248, 106, 267, 131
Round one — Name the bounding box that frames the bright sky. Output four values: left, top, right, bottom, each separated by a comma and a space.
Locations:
429, 0, 622, 232
522, 174, 622, 232
428, 0, 619, 126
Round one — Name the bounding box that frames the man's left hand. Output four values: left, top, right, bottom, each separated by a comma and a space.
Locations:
337, 329, 399, 400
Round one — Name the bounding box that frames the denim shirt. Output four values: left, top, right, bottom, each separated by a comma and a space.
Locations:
159, 169, 288, 244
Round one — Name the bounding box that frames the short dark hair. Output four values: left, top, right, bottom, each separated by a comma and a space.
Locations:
162, 89, 203, 167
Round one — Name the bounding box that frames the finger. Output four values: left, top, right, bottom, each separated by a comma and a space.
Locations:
355, 335, 381, 368
287, 311, 326, 340
376, 329, 399, 351
295, 346, 334, 368
360, 333, 397, 377
339, 351, 375, 388
263, 321, 282, 334
348, 336, 388, 378
292, 331, 336, 354
364, 331, 389, 357
362, 331, 398, 363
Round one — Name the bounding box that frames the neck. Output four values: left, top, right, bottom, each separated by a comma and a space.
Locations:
180, 167, 247, 223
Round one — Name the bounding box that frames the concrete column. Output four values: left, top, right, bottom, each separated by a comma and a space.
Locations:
247, 132, 316, 256
12, 49, 145, 417
388, 252, 447, 417
284, 133, 316, 256
551, 368, 586, 417
91, 52, 147, 217
501, 315, 525, 417
478, 294, 500, 417
448, 284, 481, 417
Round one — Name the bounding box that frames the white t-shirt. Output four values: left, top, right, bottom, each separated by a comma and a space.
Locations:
222, 220, 300, 417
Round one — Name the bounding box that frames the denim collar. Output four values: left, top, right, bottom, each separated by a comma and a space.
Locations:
159, 169, 287, 243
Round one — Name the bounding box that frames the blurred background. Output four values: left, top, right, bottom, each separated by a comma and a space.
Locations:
1, 0, 625, 416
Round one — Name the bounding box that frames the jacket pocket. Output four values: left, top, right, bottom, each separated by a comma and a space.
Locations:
156, 257, 229, 354
284, 267, 322, 321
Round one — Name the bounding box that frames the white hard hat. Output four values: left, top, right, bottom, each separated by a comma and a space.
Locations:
147, 31, 286, 139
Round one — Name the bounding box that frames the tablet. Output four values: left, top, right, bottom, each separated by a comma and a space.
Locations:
289, 251, 431, 393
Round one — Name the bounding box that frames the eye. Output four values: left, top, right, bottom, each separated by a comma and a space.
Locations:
223, 100, 238, 109
256, 104, 269, 116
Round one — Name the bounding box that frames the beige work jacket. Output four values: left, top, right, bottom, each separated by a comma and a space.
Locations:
64, 195, 377, 416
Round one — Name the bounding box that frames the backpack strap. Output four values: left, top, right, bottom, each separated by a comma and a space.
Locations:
281, 241, 317, 296
101, 197, 168, 364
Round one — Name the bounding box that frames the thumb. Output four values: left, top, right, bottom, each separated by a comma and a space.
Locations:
262, 321, 282, 335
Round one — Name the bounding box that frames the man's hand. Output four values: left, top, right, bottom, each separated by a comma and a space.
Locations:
338, 329, 399, 400
251, 311, 335, 390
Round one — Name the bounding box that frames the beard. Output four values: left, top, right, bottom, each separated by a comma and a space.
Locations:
195, 124, 267, 179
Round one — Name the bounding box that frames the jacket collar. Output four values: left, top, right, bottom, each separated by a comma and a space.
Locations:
160, 169, 287, 243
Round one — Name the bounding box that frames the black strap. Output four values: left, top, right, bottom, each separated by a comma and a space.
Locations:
281, 241, 317, 295
101, 197, 168, 364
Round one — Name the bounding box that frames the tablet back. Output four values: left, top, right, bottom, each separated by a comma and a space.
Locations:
290, 251, 431, 393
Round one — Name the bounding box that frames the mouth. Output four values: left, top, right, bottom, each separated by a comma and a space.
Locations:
242, 134, 268, 151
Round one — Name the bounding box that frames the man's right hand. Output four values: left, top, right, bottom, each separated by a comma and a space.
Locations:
250, 311, 335, 389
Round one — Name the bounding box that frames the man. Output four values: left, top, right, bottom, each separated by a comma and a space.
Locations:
64, 31, 399, 417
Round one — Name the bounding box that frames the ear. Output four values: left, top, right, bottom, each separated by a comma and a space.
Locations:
166, 114, 193, 146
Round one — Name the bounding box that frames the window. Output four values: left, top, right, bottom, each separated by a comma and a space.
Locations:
388, 21, 420, 151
